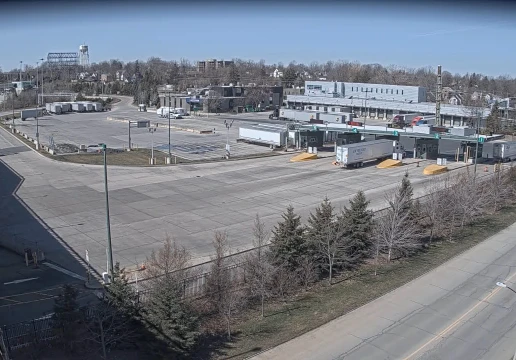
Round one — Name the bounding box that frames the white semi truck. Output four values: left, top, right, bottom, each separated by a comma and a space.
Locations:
336, 139, 396, 168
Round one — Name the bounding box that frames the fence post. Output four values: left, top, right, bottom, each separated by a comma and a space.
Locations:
32, 320, 38, 344
1, 326, 11, 360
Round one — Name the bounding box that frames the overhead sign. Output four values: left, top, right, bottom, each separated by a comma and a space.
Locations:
137, 120, 150, 128
478, 136, 485, 143
393, 130, 399, 136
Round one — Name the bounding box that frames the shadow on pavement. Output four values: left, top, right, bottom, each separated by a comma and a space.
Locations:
0, 158, 98, 280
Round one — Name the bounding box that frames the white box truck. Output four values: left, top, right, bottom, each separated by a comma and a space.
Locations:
21, 108, 44, 121
493, 141, 516, 162
336, 139, 394, 168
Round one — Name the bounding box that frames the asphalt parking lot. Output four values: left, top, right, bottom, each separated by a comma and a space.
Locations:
11, 99, 281, 161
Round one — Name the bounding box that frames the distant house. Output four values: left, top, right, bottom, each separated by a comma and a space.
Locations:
101, 74, 112, 82
116, 70, 125, 81
448, 93, 463, 105
271, 69, 283, 78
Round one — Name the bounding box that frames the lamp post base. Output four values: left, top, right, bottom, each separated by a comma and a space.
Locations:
149, 158, 156, 165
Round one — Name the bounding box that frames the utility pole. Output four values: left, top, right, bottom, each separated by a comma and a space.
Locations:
474, 107, 480, 176
19, 61, 22, 81
101, 143, 114, 277
363, 88, 371, 127
224, 119, 234, 159
436, 65, 442, 126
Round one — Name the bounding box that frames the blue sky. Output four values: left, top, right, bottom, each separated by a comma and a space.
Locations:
1, 2, 514, 77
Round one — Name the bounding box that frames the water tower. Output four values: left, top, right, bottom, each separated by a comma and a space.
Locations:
79, 44, 90, 67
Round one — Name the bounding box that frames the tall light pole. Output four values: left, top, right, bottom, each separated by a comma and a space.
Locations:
224, 119, 234, 159
35, 61, 40, 150
39, 58, 44, 106
168, 92, 172, 163
11, 90, 15, 133
100, 143, 114, 277
148, 126, 157, 164
19, 61, 22, 81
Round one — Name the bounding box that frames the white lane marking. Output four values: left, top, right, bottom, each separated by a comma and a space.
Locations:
43, 262, 86, 281
4, 277, 39, 285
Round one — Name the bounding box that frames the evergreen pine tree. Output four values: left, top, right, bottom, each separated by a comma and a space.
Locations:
271, 205, 306, 270
105, 262, 139, 318
142, 283, 200, 358
53, 284, 82, 353
486, 101, 501, 134
306, 197, 336, 264
341, 191, 374, 264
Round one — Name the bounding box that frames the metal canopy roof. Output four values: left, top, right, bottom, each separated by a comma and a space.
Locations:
295, 124, 486, 143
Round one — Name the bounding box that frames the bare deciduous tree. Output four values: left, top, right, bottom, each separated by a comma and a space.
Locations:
374, 187, 423, 263
83, 302, 136, 360
143, 235, 192, 292
244, 214, 274, 317
205, 231, 246, 340
297, 255, 318, 291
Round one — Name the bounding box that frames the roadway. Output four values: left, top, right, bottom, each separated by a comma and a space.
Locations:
252, 222, 516, 360
0, 116, 480, 276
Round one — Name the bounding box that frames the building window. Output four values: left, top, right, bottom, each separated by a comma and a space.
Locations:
396, 90, 399, 94
361, 87, 363, 92
376, 88, 378, 93
324, 107, 328, 112
402, 90, 404, 95
316, 106, 319, 110
391, 89, 394, 94
331, 107, 335, 112
381, 89, 383, 93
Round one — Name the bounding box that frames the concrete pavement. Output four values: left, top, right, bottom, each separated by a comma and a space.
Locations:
0, 120, 481, 276
251, 222, 516, 360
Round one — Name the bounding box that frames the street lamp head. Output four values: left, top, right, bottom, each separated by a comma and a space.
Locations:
496, 282, 507, 288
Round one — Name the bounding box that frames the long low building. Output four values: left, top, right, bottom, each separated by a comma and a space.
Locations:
285, 80, 491, 127
286, 94, 491, 126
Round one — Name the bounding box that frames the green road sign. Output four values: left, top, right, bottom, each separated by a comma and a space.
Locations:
478, 136, 485, 143
352, 128, 358, 133
393, 130, 399, 136
434, 133, 440, 139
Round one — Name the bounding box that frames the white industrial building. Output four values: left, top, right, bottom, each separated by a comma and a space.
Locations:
286, 80, 490, 126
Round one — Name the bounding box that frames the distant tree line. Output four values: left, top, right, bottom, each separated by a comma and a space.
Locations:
2, 58, 516, 108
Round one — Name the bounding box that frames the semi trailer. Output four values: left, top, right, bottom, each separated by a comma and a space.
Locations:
21, 108, 44, 121
336, 139, 395, 168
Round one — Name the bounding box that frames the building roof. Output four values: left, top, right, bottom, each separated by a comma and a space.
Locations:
286, 95, 491, 118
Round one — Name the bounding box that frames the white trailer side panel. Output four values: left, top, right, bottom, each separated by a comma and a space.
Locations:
239, 127, 285, 146
336, 140, 393, 166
